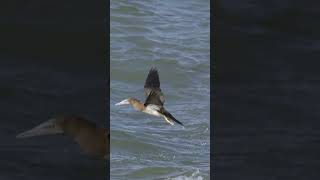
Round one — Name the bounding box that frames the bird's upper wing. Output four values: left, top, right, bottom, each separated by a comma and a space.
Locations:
144, 67, 165, 104
144, 90, 164, 106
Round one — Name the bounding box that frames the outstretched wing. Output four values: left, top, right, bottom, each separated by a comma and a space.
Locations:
144, 67, 165, 104
144, 90, 163, 106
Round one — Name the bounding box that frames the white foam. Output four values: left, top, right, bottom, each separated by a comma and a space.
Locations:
166, 169, 205, 180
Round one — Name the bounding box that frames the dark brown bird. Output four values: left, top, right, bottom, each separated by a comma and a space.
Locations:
16, 115, 109, 159
115, 67, 183, 126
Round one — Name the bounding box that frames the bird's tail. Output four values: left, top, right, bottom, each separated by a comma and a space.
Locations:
162, 111, 184, 126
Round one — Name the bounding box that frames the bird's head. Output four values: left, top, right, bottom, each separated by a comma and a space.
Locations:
115, 98, 142, 106
115, 98, 144, 111
16, 117, 64, 138
115, 98, 131, 106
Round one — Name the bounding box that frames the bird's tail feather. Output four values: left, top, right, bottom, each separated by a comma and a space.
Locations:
163, 111, 184, 126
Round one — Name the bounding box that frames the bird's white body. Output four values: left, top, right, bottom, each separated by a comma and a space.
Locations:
143, 105, 174, 125
143, 105, 162, 117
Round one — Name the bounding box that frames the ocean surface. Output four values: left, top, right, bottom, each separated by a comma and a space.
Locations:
0, 0, 109, 180
1, 0, 107, 179
110, 0, 210, 179
214, 1, 320, 179
0, 59, 107, 180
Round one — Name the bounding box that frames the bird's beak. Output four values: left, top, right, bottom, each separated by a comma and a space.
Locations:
115, 99, 130, 106
16, 118, 63, 138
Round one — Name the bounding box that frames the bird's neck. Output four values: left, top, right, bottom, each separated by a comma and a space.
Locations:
131, 100, 145, 111
73, 127, 107, 158
61, 118, 102, 150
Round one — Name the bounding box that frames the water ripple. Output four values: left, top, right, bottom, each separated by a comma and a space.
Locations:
111, 0, 209, 179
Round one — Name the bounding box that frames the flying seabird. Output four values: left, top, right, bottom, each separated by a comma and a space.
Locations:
16, 115, 109, 159
115, 67, 183, 126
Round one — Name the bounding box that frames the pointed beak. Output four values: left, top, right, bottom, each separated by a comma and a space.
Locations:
115, 99, 130, 106
16, 118, 63, 138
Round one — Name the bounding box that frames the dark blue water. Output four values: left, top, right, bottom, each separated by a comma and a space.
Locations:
0, 0, 108, 179
0, 59, 107, 179
214, 1, 320, 179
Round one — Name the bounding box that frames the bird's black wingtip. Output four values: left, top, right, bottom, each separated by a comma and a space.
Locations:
163, 111, 184, 127
149, 66, 158, 73
175, 120, 184, 127
145, 66, 161, 89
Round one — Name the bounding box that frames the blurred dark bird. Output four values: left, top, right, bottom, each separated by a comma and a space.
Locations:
116, 67, 183, 126
16, 115, 109, 159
